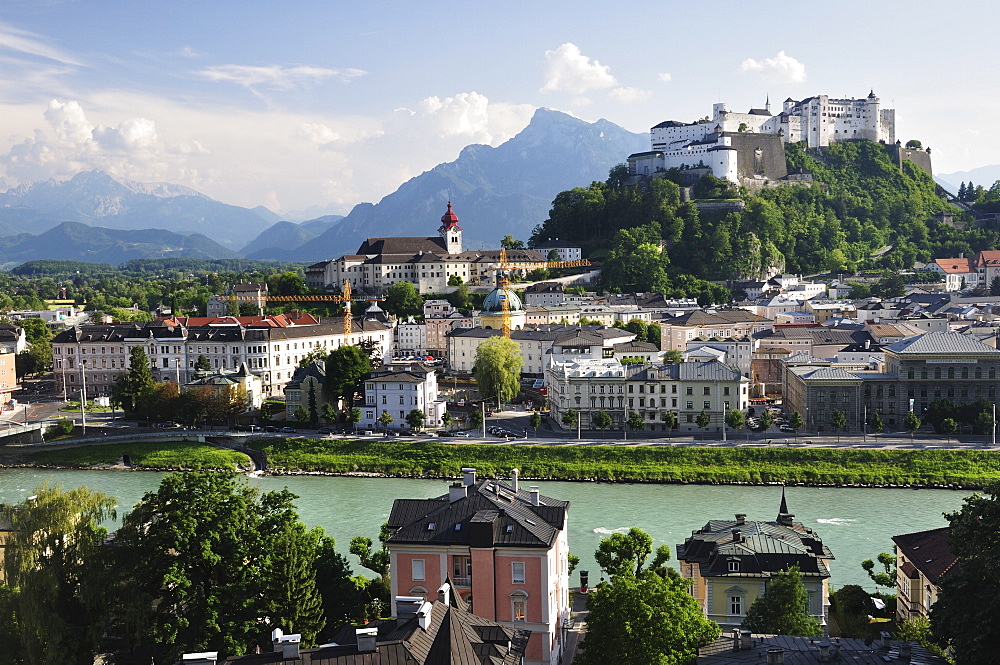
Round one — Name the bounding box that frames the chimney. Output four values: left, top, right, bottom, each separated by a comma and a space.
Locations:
395, 596, 424, 625
832, 642, 842, 660
735, 513, 746, 525
732, 529, 742, 543
880, 631, 891, 649
511, 468, 519, 493
181, 653, 218, 665
817, 642, 831, 662
462, 467, 476, 486
417, 601, 433, 631
778, 513, 794, 526
766, 648, 784, 665
271, 628, 301, 659
740, 630, 752, 650
356, 627, 378, 652
530, 486, 540, 506
449, 482, 467, 503
899, 642, 911, 660
437, 581, 451, 607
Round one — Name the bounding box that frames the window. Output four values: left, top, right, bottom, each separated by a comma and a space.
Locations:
686, 386, 693, 395
412, 559, 425, 581
687, 401, 694, 410
704, 401, 711, 409
728, 560, 740, 572
512, 561, 525, 584
704, 387, 711, 395
730, 595, 743, 616
512, 593, 527, 622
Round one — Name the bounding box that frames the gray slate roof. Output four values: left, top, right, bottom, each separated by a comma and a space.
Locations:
387, 480, 568, 549
885, 331, 1000, 355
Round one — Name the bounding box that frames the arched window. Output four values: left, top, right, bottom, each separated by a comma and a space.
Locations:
948, 368, 955, 379
409, 586, 428, 597
962, 367, 969, 379
907, 368, 914, 379
976, 367, 982, 379
921, 369, 928, 379
934, 367, 941, 379
991, 368, 997, 379
511, 591, 528, 622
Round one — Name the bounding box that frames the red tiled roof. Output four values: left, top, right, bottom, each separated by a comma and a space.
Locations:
892, 527, 958, 585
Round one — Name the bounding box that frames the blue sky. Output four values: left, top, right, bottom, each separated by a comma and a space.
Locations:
2, 0, 997, 215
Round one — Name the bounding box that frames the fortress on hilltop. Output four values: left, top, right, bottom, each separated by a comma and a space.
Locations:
628, 90, 900, 187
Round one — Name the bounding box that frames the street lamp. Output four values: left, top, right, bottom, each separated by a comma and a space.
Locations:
80, 359, 87, 435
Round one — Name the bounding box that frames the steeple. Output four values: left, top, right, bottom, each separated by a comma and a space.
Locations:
777, 486, 794, 525
765, 95, 771, 113
438, 201, 463, 254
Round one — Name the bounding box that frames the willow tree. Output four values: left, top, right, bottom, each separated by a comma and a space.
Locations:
473, 336, 523, 410
2, 484, 117, 665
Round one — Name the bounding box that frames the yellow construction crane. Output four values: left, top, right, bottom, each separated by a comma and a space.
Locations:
495, 247, 591, 337
227, 279, 382, 335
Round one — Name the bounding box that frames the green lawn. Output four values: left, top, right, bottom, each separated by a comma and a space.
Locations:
261, 439, 1000, 487
29, 441, 251, 470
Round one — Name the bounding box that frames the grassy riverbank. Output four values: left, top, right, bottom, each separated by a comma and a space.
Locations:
261, 439, 1000, 488
26, 441, 251, 470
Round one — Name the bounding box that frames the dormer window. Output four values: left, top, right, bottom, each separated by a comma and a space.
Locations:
728, 560, 740, 572
427, 522, 436, 531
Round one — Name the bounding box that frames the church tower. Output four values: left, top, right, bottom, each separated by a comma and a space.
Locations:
438, 202, 463, 254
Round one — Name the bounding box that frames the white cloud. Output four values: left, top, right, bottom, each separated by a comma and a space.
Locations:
541, 43, 618, 94
657, 73, 672, 83
570, 96, 593, 107
197, 64, 366, 91
608, 86, 651, 103
0, 22, 83, 66
738, 50, 807, 83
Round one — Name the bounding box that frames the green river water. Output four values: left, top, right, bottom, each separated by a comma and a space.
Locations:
0, 468, 964, 591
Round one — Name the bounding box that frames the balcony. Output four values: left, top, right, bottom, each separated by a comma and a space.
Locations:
452, 575, 471, 587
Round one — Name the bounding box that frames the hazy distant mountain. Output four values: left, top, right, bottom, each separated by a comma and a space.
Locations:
240, 215, 344, 259
0, 170, 274, 250
0, 221, 238, 268
283, 109, 649, 261
937, 165, 1000, 193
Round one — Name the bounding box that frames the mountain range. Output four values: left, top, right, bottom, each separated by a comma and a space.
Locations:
0, 109, 648, 266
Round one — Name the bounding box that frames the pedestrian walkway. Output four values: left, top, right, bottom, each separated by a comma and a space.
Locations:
562, 591, 590, 665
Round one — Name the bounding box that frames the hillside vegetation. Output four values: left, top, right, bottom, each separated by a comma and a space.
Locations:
531, 140, 993, 297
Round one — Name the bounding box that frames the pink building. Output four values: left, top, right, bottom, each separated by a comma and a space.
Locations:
386, 468, 571, 665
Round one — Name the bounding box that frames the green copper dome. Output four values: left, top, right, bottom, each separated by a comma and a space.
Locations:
481, 287, 523, 313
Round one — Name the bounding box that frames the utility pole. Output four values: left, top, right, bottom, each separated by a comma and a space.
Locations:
623, 397, 628, 441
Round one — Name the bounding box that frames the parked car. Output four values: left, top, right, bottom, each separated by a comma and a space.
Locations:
779, 425, 796, 433
281, 426, 297, 433
264, 425, 278, 432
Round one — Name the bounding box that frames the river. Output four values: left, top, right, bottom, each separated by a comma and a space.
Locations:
0, 468, 965, 591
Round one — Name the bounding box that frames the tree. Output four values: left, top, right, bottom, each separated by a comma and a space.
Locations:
872, 273, 906, 298
2, 485, 117, 665
861, 551, 896, 589
741, 565, 822, 636
530, 411, 543, 435
441, 411, 452, 430
447, 274, 463, 286
384, 281, 423, 317
113, 346, 155, 414
830, 409, 847, 442
594, 527, 669, 578
904, 410, 921, 441
194, 354, 211, 371
293, 406, 309, 423
576, 570, 720, 665
378, 410, 394, 434
500, 235, 525, 250
405, 409, 425, 431
447, 282, 470, 310
112, 471, 326, 661
308, 383, 319, 424
561, 408, 577, 431
347, 406, 362, 433
321, 402, 339, 425
314, 537, 367, 640
472, 336, 523, 410
725, 409, 745, 433
940, 417, 957, 442
297, 348, 328, 369
830, 585, 875, 638
325, 346, 372, 409
789, 411, 804, 432
991, 275, 1000, 297
930, 482, 1000, 664
847, 282, 871, 299
758, 409, 773, 432
662, 349, 683, 364
468, 408, 483, 431
696, 409, 710, 439
349, 522, 391, 586
592, 410, 612, 437
661, 411, 677, 435
627, 410, 645, 432
870, 411, 885, 436
905, 139, 922, 149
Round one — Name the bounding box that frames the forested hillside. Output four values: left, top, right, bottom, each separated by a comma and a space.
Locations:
531, 140, 997, 297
